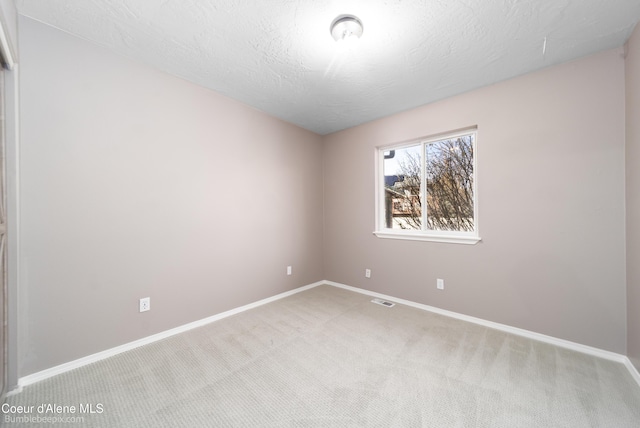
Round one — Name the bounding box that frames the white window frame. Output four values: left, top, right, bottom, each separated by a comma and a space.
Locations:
374, 128, 481, 245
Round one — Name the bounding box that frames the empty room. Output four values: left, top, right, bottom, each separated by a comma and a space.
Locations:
1, 0, 640, 426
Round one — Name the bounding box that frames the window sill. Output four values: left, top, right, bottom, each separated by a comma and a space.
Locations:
373, 230, 481, 245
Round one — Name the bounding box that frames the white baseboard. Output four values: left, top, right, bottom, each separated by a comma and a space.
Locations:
14, 281, 324, 391
624, 357, 640, 386
323, 280, 640, 387
11, 279, 640, 393
5, 384, 22, 397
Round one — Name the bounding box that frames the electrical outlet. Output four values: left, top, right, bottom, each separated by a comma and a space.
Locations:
437, 279, 444, 290
365, 269, 371, 278
287, 266, 292, 275
139, 297, 150, 312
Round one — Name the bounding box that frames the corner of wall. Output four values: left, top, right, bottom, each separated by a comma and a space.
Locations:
625, 21, 640, 372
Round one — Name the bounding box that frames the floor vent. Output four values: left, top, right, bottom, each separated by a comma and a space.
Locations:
371, 298, 395, 308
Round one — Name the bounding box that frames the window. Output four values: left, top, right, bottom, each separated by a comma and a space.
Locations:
374, 128, 480, 244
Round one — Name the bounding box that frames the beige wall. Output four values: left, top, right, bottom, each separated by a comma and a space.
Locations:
626, 23, 640, 371
323, 49, 627, 353
18, 17, 324, 375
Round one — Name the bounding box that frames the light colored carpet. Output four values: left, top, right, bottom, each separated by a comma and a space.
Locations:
3, 285, 640, 427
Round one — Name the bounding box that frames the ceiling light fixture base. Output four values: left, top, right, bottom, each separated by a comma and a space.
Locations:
330, 15, 363, 41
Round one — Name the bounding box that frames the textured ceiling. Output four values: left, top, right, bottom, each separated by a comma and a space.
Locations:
16, 0, 640, 135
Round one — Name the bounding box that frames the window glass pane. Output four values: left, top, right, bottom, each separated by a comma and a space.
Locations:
383, 145, 422, 230
425, 135, 474, 232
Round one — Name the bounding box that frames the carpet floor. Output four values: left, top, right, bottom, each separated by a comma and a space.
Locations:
3, 284, 640, 427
